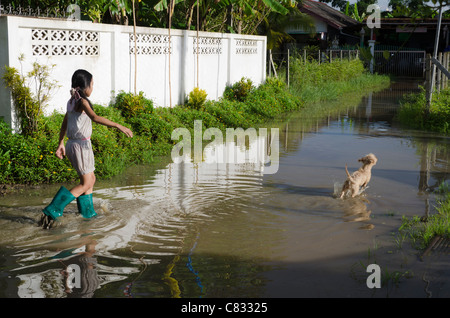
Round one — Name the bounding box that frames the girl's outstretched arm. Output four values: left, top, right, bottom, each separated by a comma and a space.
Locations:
55, 114, 68, 159
80, 99, 133, 138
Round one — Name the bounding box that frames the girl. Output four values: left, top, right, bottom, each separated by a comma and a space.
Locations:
39, 69, 133, 229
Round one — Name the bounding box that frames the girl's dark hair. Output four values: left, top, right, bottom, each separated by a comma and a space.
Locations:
71, 69, 94, 110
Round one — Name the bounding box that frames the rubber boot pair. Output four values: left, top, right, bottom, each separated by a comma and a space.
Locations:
39, 186, 97, 229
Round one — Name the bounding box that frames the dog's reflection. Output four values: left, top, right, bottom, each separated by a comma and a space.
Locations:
342, 197, 374, 230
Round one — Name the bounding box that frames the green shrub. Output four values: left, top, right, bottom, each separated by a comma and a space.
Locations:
127, 113, 174, 143
0, 117, 77, 184
113, 91, 153, 119
204, 99, 251, 128
187, 87, 208, 110
223, 77, 254, 102
169, 106, 225, 132
265, 76, 286, 92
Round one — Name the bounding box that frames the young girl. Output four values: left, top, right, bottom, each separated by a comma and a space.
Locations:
39, 69, 133, 229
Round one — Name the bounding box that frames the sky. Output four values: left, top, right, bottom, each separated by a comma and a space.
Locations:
368, 0, 390, 11
327, 0, 389, 11
344, 0, 449, 12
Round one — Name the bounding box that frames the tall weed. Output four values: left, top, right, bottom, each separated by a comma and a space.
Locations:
397, 87, 450, 134
288, 58, 385, 103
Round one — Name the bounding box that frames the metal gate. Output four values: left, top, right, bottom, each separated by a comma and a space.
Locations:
374, 50, 426, 77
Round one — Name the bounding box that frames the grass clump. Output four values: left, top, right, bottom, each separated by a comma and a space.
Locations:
398, 182, 450, 250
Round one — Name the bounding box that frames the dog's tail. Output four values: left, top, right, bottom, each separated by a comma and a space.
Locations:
345, 164, 355, 183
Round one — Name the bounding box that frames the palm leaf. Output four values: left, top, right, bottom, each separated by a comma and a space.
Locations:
261, 0, 289, 14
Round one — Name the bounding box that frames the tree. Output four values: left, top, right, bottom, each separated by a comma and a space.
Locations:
260, 6, 315, 49
387, 0, 450, 18
176, 0, 293, 34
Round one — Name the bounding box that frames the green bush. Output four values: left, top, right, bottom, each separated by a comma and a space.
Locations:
113, 91, 153, 119
0, 118, 76, 184
187, 87, 208, 110
127, 113, 174, 143
169, 106, 225, 132
223, 77, 254, 102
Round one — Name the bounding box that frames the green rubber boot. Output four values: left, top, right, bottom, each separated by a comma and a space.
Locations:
40, 186, 76, 229
76, 193, 97, 219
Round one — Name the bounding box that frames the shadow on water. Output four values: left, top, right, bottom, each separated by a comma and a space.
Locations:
1, 78, 450, 298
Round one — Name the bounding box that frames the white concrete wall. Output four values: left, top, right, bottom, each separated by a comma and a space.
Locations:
0, 16, 267, 129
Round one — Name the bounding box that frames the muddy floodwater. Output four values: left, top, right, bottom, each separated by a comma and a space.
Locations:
1, 79, 449, 298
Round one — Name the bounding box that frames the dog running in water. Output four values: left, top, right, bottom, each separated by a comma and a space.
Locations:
339, 153, 378, 199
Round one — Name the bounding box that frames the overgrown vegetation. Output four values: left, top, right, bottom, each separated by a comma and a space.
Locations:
288, 56, 389, 102
0, 58, 389, 186
396, 87, 450, 134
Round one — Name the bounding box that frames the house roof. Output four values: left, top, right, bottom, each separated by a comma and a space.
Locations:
299, 0, 360, 29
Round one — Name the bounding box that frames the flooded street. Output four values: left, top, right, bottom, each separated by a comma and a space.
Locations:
1, 79, 449, 298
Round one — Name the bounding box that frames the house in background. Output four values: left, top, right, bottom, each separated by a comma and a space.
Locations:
374, 18, 450, 53
285, 0, 361, 50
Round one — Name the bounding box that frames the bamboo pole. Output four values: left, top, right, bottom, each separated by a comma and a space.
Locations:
132, 0, 137, 95
168, 0, 174, 107
426, 54, 432, 108
445, 52, 448, 89
196, 0, 199, 87
445, 52, 449, 89
437, 52, 442, 93
268, 49, 271, 77
286, 49, 289, 88
269, 50, 277, 78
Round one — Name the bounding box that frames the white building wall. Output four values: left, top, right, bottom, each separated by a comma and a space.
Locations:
0, 16, 266, 129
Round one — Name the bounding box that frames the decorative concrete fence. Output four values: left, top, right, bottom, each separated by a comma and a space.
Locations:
0, 15, 267, 129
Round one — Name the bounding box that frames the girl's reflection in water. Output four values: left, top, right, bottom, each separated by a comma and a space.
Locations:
61, 241, 99, 298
